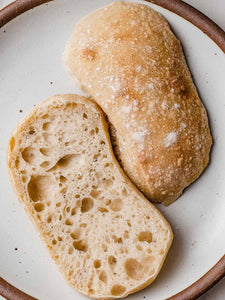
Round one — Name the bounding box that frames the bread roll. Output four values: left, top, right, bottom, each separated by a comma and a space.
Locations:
7, 94, 173, 299
63, 2, 212, 205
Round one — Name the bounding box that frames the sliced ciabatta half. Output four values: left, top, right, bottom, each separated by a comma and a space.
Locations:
7, 94, 173, 299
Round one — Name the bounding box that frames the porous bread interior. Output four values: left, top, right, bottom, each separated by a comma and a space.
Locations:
8, 95, 172, 299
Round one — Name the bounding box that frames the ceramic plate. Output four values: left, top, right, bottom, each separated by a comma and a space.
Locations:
0, 1, 225, 299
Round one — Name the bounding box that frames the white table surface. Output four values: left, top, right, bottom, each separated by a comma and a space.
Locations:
0, 0, 224, 299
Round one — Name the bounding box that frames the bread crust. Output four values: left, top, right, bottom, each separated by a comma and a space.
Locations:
7, 94, 173, 299
64, 2, 212, 205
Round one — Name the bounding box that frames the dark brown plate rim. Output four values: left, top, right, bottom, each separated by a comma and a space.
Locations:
0, 0, 225, 299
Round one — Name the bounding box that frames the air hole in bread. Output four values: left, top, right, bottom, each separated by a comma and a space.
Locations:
111, 285, 126, 296
99, 270, 107, 284
59, 214, 62, 221
10, 137, 15, 151
143, 255, 155, 266
60, 175, 67, 183
109, 198, 123, 212
42, 122, 51, 131
110, 189, 119, 197
93, 153, 101, 161
39, 148, 51, 156
108, 256, 117, 268
122, 188, 128, 197
68, 247, 73, 255
22, 147, 39, 164
41, 114, 49, 119
83, 113, 88, 119
127, 220, 131, 227
105, 199, 111, 206
56, 202, 61, 207
90, 129, 95, 136
60, 187, 67, 198
98, 207, 109, 213
113, 235, 123, 243
95, 127, 99, 134
43, 133, 55, 143
81, 198, 94, 213
28, 175, 56, 202
55, 154, 82, 170
22, 176, 28, 183
138, 231, 152, 243
147, 248, 152, 254
101, 179, 113, 189
136, 245, 142, 251
102, 244, 107, 252
65, 218, 73, 226
94, 259, 101, 269
70, 229, 80, 240
124, 258, 145, 280
47, 216, 52, 223
75, 194, 80, 198
40, 161, 50, 168
52, 239, 57, 245
80, 223, 87, 228
124, 231, 129, 239
90, 190, 101, 199
73, 240, 88, 252
71, 208, 76, 216
15, 159, 20, 168
66, 206, 71, 213
77, 174, 83, 180
34, 203, 45, 212
28, 129, 35, 135
58, 236, 62, 242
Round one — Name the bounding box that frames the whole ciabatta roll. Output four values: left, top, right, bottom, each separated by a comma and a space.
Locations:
63, 2, 212, 205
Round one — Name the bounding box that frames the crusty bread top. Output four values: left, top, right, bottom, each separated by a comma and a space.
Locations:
63, 2, 212, 205
7, 94, 173, 299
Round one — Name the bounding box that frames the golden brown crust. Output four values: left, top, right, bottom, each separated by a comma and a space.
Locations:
64, 2, 212, 205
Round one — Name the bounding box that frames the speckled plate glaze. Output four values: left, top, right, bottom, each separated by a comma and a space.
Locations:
0, 1, 225, 300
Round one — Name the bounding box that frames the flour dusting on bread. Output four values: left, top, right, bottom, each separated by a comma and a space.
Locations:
63, 2, 212, 205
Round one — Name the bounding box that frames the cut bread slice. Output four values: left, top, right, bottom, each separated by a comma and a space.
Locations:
7, 94, 173, 299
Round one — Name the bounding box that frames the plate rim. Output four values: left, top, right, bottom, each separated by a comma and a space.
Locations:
0, 0, 225, 300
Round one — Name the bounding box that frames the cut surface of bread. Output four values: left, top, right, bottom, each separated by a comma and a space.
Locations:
63, 2, 212, 205
8, 95, 173, 299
